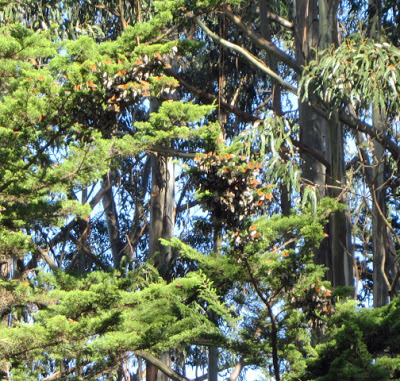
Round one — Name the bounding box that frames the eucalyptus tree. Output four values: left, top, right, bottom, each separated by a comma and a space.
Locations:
186, 0, 400, 296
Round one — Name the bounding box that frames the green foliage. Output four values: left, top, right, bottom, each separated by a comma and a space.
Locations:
0, 18, 231, 379
134, 101, 217, 147
0, 20, 219, 264
242, 117, 300, 189
163, 190, 338, 379
0, 267, 226, 379
1, 1, 399, 380
300, 36, 400, 116
303, 299, 400, 380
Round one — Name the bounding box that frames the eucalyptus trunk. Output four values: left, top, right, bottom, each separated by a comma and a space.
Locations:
370, 104, 391, 308
320, 0, 353, 288
146, 157, 175, 381
102, 172, 124, 269
296, 0, 329, 279
296, 0, 353, 287
147, 92, 176, 381
149, 152, 175, 281
368, 0, 393, 307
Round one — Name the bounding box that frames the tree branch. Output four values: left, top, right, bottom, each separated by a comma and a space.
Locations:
309, 104, 400, 166
136, 352, 191, 381
194, 17, 297, 94
35, 247, 59, 271
48, 180, 111, 249
227, 357, 245, 381
168, 63, 400, 173
265, 10, 294, 30
147, 145, 197, 159
222, 7, 301, 73
41, 363, 82, 381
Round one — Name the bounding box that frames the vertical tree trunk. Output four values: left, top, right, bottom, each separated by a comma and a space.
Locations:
147, 90, 176, 381
327, 121, 353, 287
368, 0, 392, 306
320, 0, 353, 288
207, 16, 228, 376
149, 152, 175, 281
296, 0, 353, 287
147, 160, 175, 381
207, 232, 223, 381
207, 346, 218, 381
371, 104, 390, 307
147, 151, 175, 381
296, 0, 330, 277
76, 188, 89, 275
296, 0, 328, 193
103, 172, 124, 269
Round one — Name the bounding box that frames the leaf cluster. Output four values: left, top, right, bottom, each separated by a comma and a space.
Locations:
300, 37, 400, 117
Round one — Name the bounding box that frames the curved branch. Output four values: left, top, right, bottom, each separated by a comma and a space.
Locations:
194, 17, 297, 95
222, 7, 301, 73
227, 357, 245, 381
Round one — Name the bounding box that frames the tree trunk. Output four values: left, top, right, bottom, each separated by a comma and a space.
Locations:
296, 0, 353, 287
103, 172, 124, 269
147, 149, 175, 381
320, 0, 353, 288
371, 105, 390, 307
147, 90, 177, 381
368, 0, 392, 306
208, 346, 218, 381
260, 0, 292, 218
149, 152, 175, 281
207, 232, 223, 381
76, 188, 90, 275
296, 0, 329, 275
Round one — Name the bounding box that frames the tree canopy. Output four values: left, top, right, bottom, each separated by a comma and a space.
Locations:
1, 0, 400, 380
